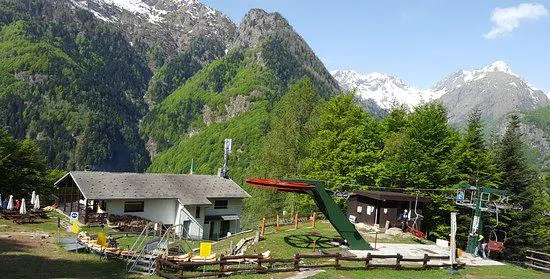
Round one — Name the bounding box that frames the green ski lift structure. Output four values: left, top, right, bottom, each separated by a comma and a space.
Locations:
454, 183, 522, 254
246, 178, 372, 250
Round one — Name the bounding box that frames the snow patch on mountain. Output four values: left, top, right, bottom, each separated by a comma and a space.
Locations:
330, 70, 445, 110
70, 0, 219, 24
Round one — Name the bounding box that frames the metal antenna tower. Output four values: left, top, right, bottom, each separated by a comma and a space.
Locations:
220, 138, 232, 179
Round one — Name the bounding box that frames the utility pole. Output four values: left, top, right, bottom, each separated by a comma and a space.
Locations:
455, 184, 521, 254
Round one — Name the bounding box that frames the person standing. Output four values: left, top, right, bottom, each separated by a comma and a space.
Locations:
473, 231, 486, 258
15, 199, 21, 210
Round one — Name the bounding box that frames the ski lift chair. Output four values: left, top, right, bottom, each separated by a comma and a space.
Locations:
407, 195, 426, 239
487, 228, 507, 252
486, 202, 507, 253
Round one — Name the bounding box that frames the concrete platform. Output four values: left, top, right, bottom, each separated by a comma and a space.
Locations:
458, 252, 505, 266
349, 243, 504, 266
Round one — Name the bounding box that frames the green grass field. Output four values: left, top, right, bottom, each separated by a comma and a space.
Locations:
0, 213, 547, 279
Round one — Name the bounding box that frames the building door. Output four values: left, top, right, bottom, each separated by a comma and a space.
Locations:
220, 221, 230, 238
209, 221, 217, 240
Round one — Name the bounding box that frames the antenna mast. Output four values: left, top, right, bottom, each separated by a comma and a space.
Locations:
220, 138, 232, 179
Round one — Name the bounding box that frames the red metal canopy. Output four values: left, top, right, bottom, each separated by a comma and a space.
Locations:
245, 178, 315, 193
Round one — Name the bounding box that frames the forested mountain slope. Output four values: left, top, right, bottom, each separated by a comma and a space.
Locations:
143, 9, 340, 161
0, 1, 151, 171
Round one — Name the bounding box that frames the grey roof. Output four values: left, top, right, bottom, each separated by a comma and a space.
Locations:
55, 171, 250, 206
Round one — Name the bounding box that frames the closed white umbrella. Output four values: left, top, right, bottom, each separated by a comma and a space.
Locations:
19, 198, 26, 215
7, 195, 14, 210
31, 191, 36, 205
33, 195, 40, 210
0, 194, 2, 209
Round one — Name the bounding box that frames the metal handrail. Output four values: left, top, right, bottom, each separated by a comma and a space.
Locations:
126, 222, 154, 271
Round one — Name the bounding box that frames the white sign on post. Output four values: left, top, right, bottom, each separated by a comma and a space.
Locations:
450, 212, 457, 265
471, 215, 479, 234
70, 211, 79, 223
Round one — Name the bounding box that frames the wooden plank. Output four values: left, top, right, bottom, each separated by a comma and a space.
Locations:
526, 250, 550, 258
400, 258, 426, 262
297, 254, 336, 259
370, 254, 399, 259
222, 254, 261, 260
526, 256, 550, 265
524, 262, 550, 272
299, 263, 338, 268
262, 258, 295, 263
340, 257, 369, 261
179, 272, 222, 279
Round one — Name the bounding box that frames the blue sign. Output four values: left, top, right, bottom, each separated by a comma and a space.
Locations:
457, 192, 464, 200
70, 212, 79, 220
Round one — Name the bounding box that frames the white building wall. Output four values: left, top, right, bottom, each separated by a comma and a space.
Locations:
177, 205, 205, 239
106, 199, 178, 225
204, 199, 244, 239
204, 199, 244, 217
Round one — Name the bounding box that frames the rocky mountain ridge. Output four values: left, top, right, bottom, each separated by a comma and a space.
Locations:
333, 61, 549, 124
69, 0, 236, 62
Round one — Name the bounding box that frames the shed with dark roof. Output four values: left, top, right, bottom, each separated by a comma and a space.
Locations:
346, 190, 431, 231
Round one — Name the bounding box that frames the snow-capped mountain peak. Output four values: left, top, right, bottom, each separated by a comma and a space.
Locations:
330, 70, 444, 110
332, 61, 549, 114
482, 60, 512, 74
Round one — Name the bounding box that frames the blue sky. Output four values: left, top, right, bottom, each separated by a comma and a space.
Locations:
202, 0, 550, 91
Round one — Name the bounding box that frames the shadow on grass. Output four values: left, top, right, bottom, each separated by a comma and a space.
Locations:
0, 238, 132, 279
0, 237, 27, 253
284, 234, 335, 249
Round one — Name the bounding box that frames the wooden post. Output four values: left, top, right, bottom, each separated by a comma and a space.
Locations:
366, 253, 372, 270
294, 254, 300, 271
396, 253, 402, 270
294, 213, 298, 229
260, 218, 266, 236
276, 215, 280, 231
219, 254, 225, 274
422, 253, 429, 269
312, 212, 316, 228
335, 253, 341, 270
257, 253, 262, 272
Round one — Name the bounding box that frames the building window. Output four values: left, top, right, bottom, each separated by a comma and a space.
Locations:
124, 201, 144, 213
214, 200, 228, 209
195, 207, 201, 218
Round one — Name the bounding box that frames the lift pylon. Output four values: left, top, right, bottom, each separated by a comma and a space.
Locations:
246, 178, 372, 250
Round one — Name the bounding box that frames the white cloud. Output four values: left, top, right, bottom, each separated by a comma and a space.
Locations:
484, 3, 548, 39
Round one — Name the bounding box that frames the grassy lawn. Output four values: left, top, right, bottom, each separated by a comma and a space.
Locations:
0, 211, 159, 279
210, 221, 430, 258
1, 214, 547, 279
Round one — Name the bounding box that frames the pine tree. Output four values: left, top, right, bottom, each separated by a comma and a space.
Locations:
455, 109, 498, 187
497, 114, 534, 195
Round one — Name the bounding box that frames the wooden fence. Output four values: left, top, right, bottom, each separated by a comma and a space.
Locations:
260, 212, 322, 236
156, 252, 457, 279
524, 250, 550, 272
